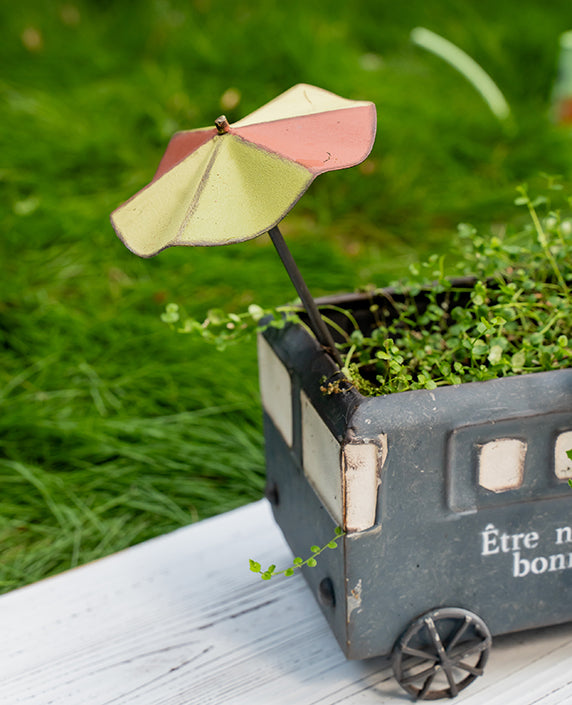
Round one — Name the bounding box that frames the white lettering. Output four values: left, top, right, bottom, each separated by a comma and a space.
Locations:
523, 531, 539, 549
512, 551, 572, 577
500, 532, 512, 552
482, 525, 539, 556
549, 554, 566, 572
511, 533, 525, 551
482, 525, 572, 578
481, 523, 500, 555
555, 526, 572, 545
513, 551, 530, 577
531, 556, 549, 574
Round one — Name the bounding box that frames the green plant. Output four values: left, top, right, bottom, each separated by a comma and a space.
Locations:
161, 302, 303, 351
249, 527, 345, 580
163, 182, 572, 396
338, 182, 572, 395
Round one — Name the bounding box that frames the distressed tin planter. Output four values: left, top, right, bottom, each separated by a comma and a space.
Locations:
258, 288, 572, 699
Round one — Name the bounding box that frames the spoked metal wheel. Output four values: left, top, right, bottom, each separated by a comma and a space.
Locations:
392, 607, 492, 700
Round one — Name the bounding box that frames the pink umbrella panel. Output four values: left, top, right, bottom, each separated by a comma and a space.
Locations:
110, 84, 377, 258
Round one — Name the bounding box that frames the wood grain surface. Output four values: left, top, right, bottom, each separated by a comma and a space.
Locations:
2, 500, 571, 704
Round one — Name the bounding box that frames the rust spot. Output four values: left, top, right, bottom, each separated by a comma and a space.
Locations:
347, 578, 362, 618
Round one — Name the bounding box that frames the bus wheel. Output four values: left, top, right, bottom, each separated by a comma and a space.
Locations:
392, 607, 492, 700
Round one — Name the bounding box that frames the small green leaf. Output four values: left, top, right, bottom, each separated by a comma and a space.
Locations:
488, 345, 503, 364
261, 572, 272, 580
160, 312, 178, 324
310, 545, 320, 553
457, 223, 477, 237
334, 526, 343, 536
249, 560, 261, 573
511, 350, 526, 371
327, 541, 338, 549
207, 308, 226, 325
248, 304, 265, 321
161, 303, 181, 324
491, 316, 507, 326
284, 567, 295, 576
531, 196, 548, 208
307, 558, 317, 568
530, 332, 543, 346
293, 557, 303, 566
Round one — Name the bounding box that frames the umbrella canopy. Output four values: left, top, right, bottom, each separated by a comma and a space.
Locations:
111, 84, 376, 257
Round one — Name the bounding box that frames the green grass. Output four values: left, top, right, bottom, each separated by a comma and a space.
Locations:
2, 0, 572, 592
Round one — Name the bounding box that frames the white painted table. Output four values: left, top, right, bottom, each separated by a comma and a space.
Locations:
2, 500, 571, 704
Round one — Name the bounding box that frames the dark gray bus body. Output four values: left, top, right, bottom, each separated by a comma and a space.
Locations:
259, 298, 572, 661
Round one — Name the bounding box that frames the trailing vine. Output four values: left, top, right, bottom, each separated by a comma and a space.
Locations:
249, 527, 345, 580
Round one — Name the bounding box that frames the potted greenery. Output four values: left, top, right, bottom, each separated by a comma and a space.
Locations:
165, 182, 572, 700
111, 83, 572, 699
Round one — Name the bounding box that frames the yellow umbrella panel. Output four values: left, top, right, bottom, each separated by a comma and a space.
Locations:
111, 84, 376, 258
112, 135, 313, 256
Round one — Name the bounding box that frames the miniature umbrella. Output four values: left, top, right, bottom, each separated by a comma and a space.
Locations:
111, 84, 377, 364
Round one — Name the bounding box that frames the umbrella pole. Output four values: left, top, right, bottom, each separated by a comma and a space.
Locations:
268, 225, 344, 368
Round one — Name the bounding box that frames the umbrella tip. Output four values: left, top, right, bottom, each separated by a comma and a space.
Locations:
215, 115, 230, 134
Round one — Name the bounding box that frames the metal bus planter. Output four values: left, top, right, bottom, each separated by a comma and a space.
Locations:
258, 288, 572, 701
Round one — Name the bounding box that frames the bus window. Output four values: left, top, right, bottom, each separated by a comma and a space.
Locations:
554, 431, 572, 480
478, 438, 526, 493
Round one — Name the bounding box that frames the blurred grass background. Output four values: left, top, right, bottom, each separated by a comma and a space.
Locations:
2, 0, 572, 592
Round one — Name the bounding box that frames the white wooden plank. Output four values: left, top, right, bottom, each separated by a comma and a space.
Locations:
1, 500, 571, 704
